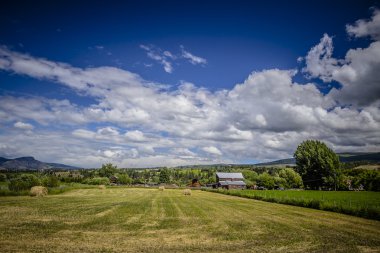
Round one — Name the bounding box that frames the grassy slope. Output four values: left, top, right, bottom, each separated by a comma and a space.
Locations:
0, 188, 379, 253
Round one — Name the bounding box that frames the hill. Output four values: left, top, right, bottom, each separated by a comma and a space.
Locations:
254, 152, 380, 167
0, 156, 79, 171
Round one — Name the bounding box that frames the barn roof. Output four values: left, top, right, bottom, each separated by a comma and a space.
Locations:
216, 172, 244, 179
219, 181, 246, 186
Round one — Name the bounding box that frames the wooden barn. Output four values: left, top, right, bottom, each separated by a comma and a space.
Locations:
215, 172, 246, 189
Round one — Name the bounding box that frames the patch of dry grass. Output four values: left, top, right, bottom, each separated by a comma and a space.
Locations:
0, 188, 379, 252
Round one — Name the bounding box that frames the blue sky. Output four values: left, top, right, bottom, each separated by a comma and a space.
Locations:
0, 0, 379, 167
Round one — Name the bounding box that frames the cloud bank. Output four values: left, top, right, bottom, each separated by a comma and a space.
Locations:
0, 10, 379, 167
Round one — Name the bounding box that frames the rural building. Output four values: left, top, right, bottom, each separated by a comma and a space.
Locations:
215, 172, 246, 189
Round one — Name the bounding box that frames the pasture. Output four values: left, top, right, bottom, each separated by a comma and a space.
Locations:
0, 188, 379, 252
208, 189, 380, 220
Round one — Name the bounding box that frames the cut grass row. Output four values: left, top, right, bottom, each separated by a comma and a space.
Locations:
205, 189, 380, 220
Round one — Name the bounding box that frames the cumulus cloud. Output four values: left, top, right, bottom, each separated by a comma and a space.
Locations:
346, 8, 380, 40
0, 11, 379, 167
125, 130, 146, 142
303, 9, 380, 106
202, 146, 222, 156
14, 121, 34, 130
303, 34, 339, 82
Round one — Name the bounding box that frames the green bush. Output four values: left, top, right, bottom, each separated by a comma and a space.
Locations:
118, 174, 132, 185
42, 175, 60, 187
84, 177, 110, 185
8, 174, 41, 192
0, 173, 7, 182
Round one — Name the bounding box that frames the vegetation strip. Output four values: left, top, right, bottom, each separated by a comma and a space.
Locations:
204, 189, 380, 220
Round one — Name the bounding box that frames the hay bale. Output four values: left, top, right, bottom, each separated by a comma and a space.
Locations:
158, 186, 165, 191
30, 186, 48, 197
183, 189, 192, 196
98, 184, 106, 189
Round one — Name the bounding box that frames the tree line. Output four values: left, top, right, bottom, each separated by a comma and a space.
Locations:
0, 140, 379, 192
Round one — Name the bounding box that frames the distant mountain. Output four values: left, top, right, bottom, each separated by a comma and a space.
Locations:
46, 162, 79, 170
254, 152, 380, 167
0, 156, 79, 171
254, 158, 296, 166
339, 152, 380, 163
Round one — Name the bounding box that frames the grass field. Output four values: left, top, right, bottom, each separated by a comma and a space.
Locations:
207, 189, 380, 220
0, 188, 380, 252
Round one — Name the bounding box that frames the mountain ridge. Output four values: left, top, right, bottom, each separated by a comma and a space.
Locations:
254, 152, 380, 166
0, 156, 79, 170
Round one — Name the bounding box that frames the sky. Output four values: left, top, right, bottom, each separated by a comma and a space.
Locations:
0, 0, 379, 168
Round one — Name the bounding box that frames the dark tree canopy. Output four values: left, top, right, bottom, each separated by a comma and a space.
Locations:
294, 140, 340, 190
98, 163, 118, 178
159, 168, 171, 184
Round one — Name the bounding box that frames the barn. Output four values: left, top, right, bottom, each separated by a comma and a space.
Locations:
215, 172, 246, 189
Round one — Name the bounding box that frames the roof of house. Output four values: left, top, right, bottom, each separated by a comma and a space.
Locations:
216, 172, 244, 179
219, 181, 246, 186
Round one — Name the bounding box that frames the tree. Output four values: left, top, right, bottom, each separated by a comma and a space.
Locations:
294, 140, 340, 190
257, 172, 275, 189
118, 174, 132, 185
9, 174, 41, 191
42, 175, 60, 187
98, 163, 118, 178
242, 170, 258, 183
278, 168, 303, 189
159, 168, 171, 184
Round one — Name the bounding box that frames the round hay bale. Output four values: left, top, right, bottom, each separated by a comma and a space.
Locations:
30, 186, 48, 197
98, 185, 106, 190
183, 189, 192, 196
158, 186, 165, 191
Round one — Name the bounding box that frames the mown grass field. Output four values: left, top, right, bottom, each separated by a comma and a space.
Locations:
207, 189, 380, 220
0, 188, 380, 252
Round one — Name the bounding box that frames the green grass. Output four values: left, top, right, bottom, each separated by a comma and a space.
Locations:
0, 183, 98, 196
0, 188, 379, 252
205, 189, 380, 220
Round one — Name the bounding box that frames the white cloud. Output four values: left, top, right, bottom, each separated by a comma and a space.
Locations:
303, 10, 380, 106
171, 147, 196, 156
139, 44, 207, 72
302, 34, 339, 82
72, 129, 96, 139
0, 45, 379, 167
14, 121, 34, 130
181, 46, 207, 65
125, 130, 146, 142
140, 44, 174, 73
202, 146, 222, 156
97, 127, 119, 136
346, 8, 380, 40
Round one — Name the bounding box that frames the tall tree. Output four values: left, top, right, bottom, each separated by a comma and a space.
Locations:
159, 168, 171, 184
98, 163, 118, 178
294, 140, 340, 190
